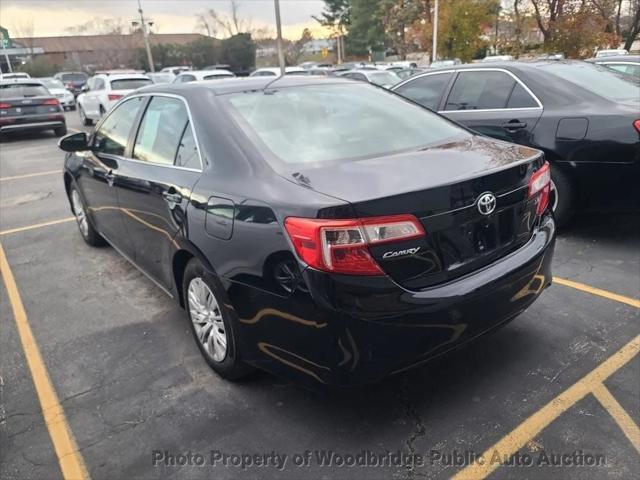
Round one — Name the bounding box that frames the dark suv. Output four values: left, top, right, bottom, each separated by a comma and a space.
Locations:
54, 71, 89, 97
0, 80, 67, 137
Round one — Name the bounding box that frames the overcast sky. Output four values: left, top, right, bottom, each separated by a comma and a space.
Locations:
2, 0, 329, 39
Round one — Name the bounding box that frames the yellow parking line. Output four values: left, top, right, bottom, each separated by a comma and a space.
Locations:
554, 277, 640, 309
0, 170, 61, 182
452, 335, 640, 479
0, 243, 90, 480
592, 383, 640, 453
0, 217, 75, 236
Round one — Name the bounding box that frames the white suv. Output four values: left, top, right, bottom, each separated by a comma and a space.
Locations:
76, 73, 152, 125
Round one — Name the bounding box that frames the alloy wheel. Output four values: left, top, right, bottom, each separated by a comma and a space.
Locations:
187, 277, 227, 362
71, 189, 89, 238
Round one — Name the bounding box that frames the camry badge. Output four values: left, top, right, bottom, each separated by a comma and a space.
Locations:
477, 192, 497, 216
382, 247, 420, 259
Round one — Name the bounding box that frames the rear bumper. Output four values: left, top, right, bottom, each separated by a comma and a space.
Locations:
232, 214, 556, 387
0, 115, 65, 133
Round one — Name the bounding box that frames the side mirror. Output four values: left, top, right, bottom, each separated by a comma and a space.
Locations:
81, 84, 89, 92
58, 132, 89, 152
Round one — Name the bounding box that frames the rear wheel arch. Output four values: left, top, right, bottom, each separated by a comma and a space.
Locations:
171, 242, 218, 307
172, 249, 194, 307
63, 172, 73, 197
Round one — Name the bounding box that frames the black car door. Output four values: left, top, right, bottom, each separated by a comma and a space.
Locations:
440, 70, 543, 145
116, 94, 202, 290
78, 96, 146, 257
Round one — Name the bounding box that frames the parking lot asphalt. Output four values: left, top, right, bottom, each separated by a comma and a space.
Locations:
1, 111, 639, 480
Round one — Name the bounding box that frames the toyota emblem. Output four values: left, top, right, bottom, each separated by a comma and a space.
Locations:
477, 192, 497, 215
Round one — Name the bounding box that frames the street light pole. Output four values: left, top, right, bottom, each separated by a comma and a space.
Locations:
432, 0, 439, 63
274, 0, 286, 76
137, 0, 155, 72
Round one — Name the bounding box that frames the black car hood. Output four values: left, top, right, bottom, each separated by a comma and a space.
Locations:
286, 135, 543, 204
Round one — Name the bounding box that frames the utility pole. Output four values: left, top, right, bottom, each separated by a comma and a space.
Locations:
136, 0, 155, 72
432, 0, 439, 63
274, 0, 286, 76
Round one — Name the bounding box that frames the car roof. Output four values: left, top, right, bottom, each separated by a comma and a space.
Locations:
95, 73, 150, 80
586, 55, 640, 63
254, 67, 306, 73
0, 79, 44, 85
137, 75, 355, 96
183, 69, 234, 77
424, 59, 588, 72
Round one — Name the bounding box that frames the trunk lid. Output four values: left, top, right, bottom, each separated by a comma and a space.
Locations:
290, 136, 544, 289
0, 96, 61, 117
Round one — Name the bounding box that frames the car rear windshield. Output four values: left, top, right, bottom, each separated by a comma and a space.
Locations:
60, 73, 87, 82
41, 78, 65, 89
0, 83, 50, 98
368, 71, 400, 86
204, 74, 234, 80
543, 62, 640, 101
225, 83, 464, 166
110, 78, 153, 90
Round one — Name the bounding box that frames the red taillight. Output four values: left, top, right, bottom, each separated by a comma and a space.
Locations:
43, 98, 59, 106
528, 161, 551, 215
284, 214, 425, 275
0, 102, 10, 109
108, 94, 123, 101
634, 119, 640, 134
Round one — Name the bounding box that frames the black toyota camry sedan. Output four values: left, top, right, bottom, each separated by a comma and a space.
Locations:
392, 61, 640, 226
59, 77, 555, 387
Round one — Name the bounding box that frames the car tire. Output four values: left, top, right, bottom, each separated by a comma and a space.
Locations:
79, 105, 93, 126
550, 165, 576, 227
54, 125, 67, 137
183, 259, 253, 380
69, 185, 105, 247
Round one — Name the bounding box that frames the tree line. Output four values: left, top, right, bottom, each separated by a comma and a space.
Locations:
316, 0, 640, 60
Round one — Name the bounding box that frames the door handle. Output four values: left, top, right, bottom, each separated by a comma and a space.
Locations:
162, 191, 182, 204
502, 121, 527, 131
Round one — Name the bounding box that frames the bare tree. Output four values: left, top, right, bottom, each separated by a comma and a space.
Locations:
12, 20, 35, 53
206, 0, 253, 37
624, 0, 640, 50
530, 0, 567, 44
65, 17, 129, 35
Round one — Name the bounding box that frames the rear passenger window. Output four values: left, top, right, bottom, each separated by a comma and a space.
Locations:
93, 97, 144, 156
445, 71, 515, 110
395, 72, 453, 110
134, 96, 188, 165
507, 83, 538, 108
175, 122, 200, 169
